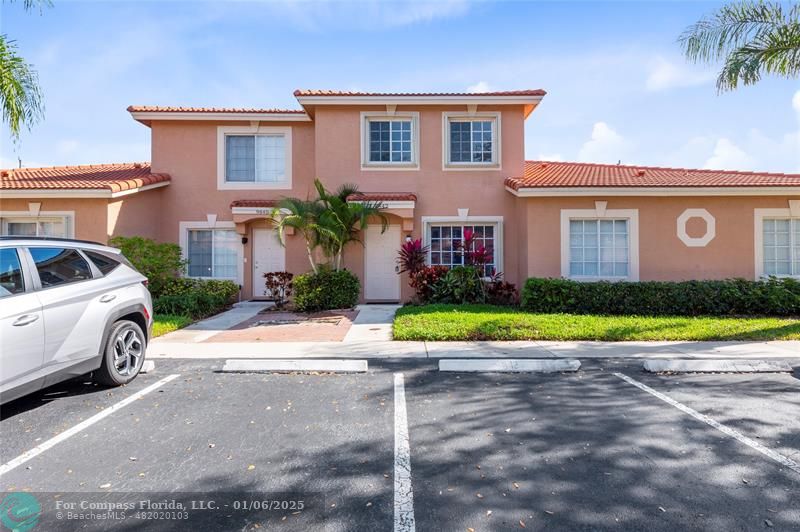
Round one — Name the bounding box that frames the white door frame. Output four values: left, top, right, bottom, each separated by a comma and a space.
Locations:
252, 227, 286, 299
364, 224, 401, 301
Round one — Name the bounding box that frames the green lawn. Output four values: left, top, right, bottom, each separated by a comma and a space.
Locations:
152, 314, 193, 337
393, 304, 800, 341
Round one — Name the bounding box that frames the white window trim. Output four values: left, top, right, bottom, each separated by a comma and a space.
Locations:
421, 215, 503, 274
360, 111, 420, 171
179, 221, 243, 285
216, 125, 292, 190
560, 208, 639, 281
442, 111, 501, 171
0, 211, 75, 238
754, 207, 800, 280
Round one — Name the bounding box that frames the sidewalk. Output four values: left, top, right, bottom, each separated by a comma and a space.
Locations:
148, 338, 800, 360
149, 303, 800, 360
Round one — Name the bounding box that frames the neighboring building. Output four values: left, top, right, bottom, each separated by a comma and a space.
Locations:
2, 89, 800, 301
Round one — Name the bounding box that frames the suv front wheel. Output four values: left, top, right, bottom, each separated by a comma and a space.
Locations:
94, 319, 146, 386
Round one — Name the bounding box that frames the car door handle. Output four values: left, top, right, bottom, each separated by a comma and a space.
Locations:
12, 314, 39, 327
100, 294, 117, 303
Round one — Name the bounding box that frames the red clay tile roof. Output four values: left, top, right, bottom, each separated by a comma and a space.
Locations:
294, 89, 546, 97
127, 105, 305, 114
1, 162, 170, 193
230, 199, 279, 208
505, 161, 800, 190
346, 192, 417, 202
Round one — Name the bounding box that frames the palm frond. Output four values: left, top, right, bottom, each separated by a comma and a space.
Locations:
679, 1, 800, 92
0, 34, 44, 140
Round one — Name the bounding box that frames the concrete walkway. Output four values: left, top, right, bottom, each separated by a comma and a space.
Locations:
154, 301, 272, 343
147, 338, 800, 360
342, 304, 400, 342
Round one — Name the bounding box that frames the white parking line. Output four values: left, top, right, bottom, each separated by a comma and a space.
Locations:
0, 374, 180, 477
614, 372, 800, 475
221, 359, 367, 373
393, 373, 415, 532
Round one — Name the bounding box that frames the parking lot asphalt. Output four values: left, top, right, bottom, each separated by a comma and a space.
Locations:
1, 358, 798, 531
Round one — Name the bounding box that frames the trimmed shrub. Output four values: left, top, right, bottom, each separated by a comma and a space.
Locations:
521, 277, 800, 317
159, 278, 240, 302
153, 278, 239, 319
153, 292, 226, 319
109, 236, 185, 297
293, 268, 360, 312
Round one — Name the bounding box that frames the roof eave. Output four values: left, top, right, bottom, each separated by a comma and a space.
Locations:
508, 185, 800, 197
1, 180, 170, 199
128, 111, 311, 126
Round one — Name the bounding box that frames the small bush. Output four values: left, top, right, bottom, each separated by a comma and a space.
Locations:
109, 236, 185, 297
521, 277, 800, 317
264, 271, 293, 308
409, 265, 449, 303
293, 268, 360, 312
154, 292, 225, 319
432, 266, 485, 304
159, 277, 240, 302
153, 278, 239, 319
487, 280, 519, 306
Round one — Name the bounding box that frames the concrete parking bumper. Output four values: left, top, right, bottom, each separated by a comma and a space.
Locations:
642, 359, 795, 373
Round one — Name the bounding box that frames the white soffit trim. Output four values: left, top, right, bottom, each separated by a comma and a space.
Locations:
130, 111, 311, 122
1, 181, 169, 199
508, 186, 800, 197
296, 95, 544, 106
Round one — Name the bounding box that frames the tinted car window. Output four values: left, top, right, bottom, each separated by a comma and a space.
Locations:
29, 247, 92, 287
84, 250, 120, 275
0, 248, 25, 297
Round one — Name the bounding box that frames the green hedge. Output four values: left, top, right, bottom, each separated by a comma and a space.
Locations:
293, 269, 360, 312
153, 278, 239, 319
521, 277, 800, 317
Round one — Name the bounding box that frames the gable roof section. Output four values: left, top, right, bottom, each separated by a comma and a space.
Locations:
127, 105, 311, 125
1, 162, 171, 198
506, 161, 800, 196
294, 89, 546, 119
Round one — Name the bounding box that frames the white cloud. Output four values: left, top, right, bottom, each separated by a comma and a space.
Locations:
467, 81, 493, 93
261, 0, 470, 31
56, 139, 79, 155
703, 138, 755, 170
537, 153, 563, 162
645, 56, 715, 92
578, 122, 630, 164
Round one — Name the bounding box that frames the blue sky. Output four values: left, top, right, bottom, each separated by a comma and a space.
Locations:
2, 0, 799, 173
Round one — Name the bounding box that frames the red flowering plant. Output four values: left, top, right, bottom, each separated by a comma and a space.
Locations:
459, 228, 493, 274
410, 266, 449, 303
397, 238, 428, 275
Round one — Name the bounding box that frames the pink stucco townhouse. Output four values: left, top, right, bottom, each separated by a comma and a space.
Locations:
2, 89, 800, 302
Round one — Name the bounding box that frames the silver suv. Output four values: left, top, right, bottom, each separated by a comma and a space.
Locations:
0, 237, 153, 403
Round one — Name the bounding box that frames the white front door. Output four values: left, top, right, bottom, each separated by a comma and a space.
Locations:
252, 228, 286, 298
364, 224, 401, 301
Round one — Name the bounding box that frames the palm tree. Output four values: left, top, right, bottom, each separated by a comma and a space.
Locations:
679, 1, 800, 92
271, 197, 328, 274
314, 179, 388, 271
1, 0, 50, 141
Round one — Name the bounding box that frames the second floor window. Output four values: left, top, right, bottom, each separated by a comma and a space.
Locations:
444, 113, 500, 167
369, 120, 412, 163
225, 134, 286, 183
